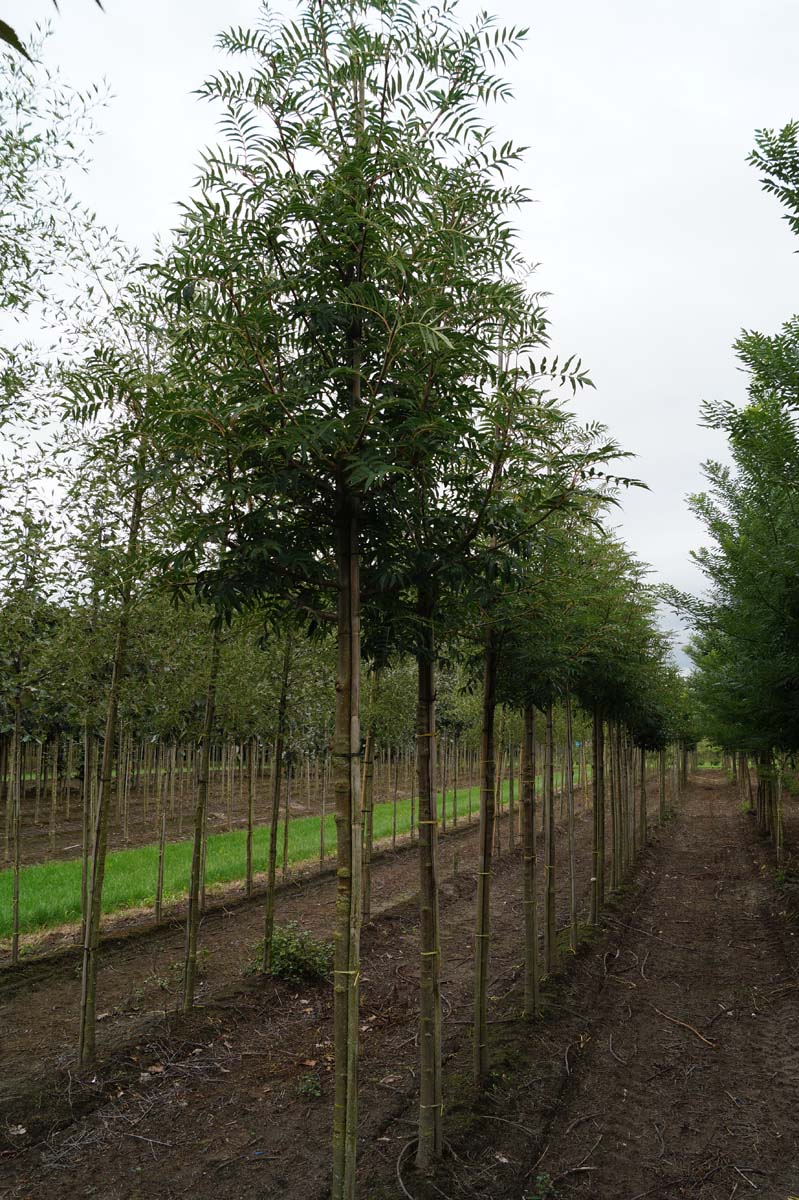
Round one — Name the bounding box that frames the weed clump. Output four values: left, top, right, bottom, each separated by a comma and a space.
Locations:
245, 922, 332, 984
297, 1071, 323, 1100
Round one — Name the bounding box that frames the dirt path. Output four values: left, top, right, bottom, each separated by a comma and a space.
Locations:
409, 772, 798, 1200
531, 772, 799, 1198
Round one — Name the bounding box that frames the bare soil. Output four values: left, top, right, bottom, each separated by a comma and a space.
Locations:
1, 773, 796, 1200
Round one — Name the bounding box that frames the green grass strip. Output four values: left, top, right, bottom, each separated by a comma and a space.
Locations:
0, 770, 588, 939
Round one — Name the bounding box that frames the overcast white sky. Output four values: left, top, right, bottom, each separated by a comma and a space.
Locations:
7, 0, 799, 662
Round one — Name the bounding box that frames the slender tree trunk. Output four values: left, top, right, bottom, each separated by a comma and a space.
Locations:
590, 709, 605, 925
409, 747, 416, 840
263, 634, 293, 971
580, 741, 588, 809
639, 746, 647, 848
78, 470, 144, 1068
80, 726, 90, 945
453, 737, 459, 828
182, 629, 221, 1012
48, 735, 58, 855
33, 739, 42, 825
281, 758, 292, 881
775, 762, 784, 864
331, 495, 363, 1200
609, 725, 619, 891
246, 738, 255, 898
659, 749, 667, 822
473, 628, 498, 1081
440, 737, 447, 835
361, 670, 377, 922
10, 697, 22, 965
565, 691, 577, 953
361, 740, 375, 918
493, 718, 506, 858
415, 600, 443, 1168
319, 751, 328, 868
155, 810, 166, 923
507, 742, 515, 852
1, 735, 9, 862
543, 700, 557, 974
521, 703, 539, 1016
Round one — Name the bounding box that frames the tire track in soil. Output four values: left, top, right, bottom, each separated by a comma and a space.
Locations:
512, 773, 799, 1200
0, 777, 624, 1198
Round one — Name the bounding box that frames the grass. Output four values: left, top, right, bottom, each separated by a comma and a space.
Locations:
0, 770, 589, 940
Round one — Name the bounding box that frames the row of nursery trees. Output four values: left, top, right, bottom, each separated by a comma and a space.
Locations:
678, 120, 799, 864
0, 4, 694, 1194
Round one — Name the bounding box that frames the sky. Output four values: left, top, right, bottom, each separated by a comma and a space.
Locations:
6, 0, 799, 663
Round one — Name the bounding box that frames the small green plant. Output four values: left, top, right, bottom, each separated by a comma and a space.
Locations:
244, 922, 332, 984
297, 1071, 323, 1100
526, 1174, 556, 1200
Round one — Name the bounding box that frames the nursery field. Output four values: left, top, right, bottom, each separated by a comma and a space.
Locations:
5, 1, 799, 1196
0, 781, 491, 940
1, 770, 797, 1200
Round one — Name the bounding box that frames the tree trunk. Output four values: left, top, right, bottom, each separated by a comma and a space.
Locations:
78, 470, 144, 1068
415, 600, 443, 1168
473, 628, 498, 1081
508, 742, 516, 851
319, 751, 328, 868
182, 629, 221, 1012
80, 726, 91, 946
638, 746, 647, 848
246, 738, 255, 897
281, 758, 292, 881
590, 709, 605, 925
10, 696, 22, 965
493, 716, 506, 858
263, 634, 293, 971
543, 700, 557, 974
775, 762, 784, 864
361, 670, 378, 922
331, 496, 363, 1200
521, 703, 539, 1016
565, 691, 577, 953
48, 735, 59, 855
155, 810, 166, 923
453, 737, 459, 828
